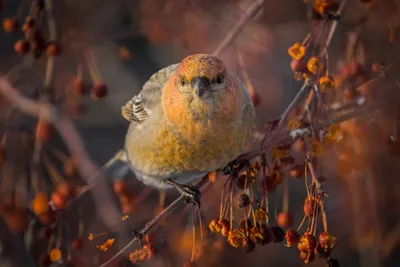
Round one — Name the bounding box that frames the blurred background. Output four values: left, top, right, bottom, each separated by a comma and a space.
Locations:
0, 0, 400, 266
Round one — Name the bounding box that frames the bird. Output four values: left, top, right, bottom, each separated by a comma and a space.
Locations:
110, 54, 256, 204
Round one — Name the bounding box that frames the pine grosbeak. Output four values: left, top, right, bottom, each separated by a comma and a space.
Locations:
117, 54, 255, 201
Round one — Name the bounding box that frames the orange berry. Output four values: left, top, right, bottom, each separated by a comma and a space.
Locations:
36, 119, 53, 142
14, 40, 30, 54
49, 248, 62, 262
3, 17, 19, 33
51, 191, 68, 211
90, 83, 108, 100
46, 42, 61, 56
32, 192, 49, 215
277, 212, 293, 228
289, 164, 304, 178
22, 16, 35, 32
57, 182, 77, 198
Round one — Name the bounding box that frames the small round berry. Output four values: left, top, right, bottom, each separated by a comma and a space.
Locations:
271, 226, 285, 243
51, 191, 68, 211
289, 164, 304, 178
220, 219, 230, 237
304, 197, 316, 217
46, 42, 62, 56
57, 182, 77, 198
3, 17, 19, 33
285, 229, 300, 247
277, 212, 293, 228
22, 16, 35, 32
237, 194, 250, 208
242, 238, 256, 253
90, 83, 108, 100
14, 40, 30, 54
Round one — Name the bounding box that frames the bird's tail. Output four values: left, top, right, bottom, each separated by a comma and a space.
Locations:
87, 149, 130, 184
101, 149, 130, 181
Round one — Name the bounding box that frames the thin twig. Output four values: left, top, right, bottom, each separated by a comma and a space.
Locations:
212, 0, 264, 56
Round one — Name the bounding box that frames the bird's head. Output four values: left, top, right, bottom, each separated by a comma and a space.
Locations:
162, 54, 245, 127
176, 54, 227, 100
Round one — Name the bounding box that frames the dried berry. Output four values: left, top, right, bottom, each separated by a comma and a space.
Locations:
300, 250, 316, 264
298, 233, 317, 252
290, 58, 306, 72
290, 164, 304, 178
209, 218, 222, 233
220, 219, 230, 236
304, 197, 316, 217
242, 238, 256, 253
254, 207, 268, 223
271, 226, 285, 243
237, 194, 250, 208
277, 212, 293, 228
250, 225, 271, 245
228, 229, 246, 248
285, 229, 300, 247
318, 232, 337, 252
238, 218, 253, 231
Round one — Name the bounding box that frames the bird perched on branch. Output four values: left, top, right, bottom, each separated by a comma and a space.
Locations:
111, 54, 255, 204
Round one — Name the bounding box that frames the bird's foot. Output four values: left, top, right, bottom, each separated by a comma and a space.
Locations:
165, 179, 201, 208
221, 158, 250, 176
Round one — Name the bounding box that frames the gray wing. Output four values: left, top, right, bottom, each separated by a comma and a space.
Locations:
121, 63, 180, 123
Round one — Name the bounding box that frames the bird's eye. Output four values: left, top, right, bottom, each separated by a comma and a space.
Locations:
216, 74, 223, 84
181, 77, 186, 86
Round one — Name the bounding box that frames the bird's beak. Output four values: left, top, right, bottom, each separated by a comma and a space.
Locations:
192, 77, 210, 97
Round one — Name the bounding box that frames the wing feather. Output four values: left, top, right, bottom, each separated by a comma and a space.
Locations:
121, 63, 180, 123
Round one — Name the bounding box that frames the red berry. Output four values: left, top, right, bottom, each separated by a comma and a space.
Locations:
3, 17, 19, 33
14, 40, 30, 54
90, 83, 108, 100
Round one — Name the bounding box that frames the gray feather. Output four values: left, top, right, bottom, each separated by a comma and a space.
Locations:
121, 63, 180, 123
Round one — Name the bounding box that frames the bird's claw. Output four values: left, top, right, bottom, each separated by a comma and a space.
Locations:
165, 179, 201, 208
178, 185, 201, 208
